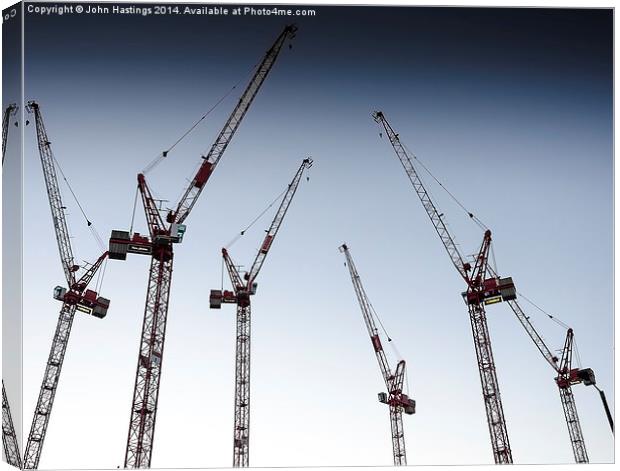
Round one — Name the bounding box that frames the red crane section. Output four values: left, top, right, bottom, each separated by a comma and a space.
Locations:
209, 158, 312, 467
109, 25, 298, 468
373, 111, 514, 464
339, 243, 415, 466
24, 102, 110, 469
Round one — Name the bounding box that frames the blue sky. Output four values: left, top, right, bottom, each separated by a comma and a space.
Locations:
3, 3, 614, 468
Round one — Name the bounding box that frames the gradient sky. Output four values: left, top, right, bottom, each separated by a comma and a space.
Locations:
3, 2, 615, 468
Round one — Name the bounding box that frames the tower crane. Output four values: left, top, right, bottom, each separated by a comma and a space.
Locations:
24, 101, 110, 469
209, 158, 312, 467
107, 25, 297, 468
2, 103, 18, 165
2, 381, 22, 468
339, 243, 415, 466
502, 292, 613, 462
373, 111, 515, 464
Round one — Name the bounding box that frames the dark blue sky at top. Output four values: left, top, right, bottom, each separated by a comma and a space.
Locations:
24, 6, 611, 95
21, 5, 613, 184
24, 6, 612, 70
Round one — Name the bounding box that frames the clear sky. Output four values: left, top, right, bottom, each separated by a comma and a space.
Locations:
4, 2, 615, 468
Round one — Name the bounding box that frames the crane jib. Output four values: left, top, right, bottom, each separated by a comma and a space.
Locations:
170, 25, 297, 227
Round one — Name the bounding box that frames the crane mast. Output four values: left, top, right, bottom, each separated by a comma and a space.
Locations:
339, 244, 415, 466
556, 329, 588, 463
2, 103, 17, 165
122, 174, 174, 469
109, 26, 297, 468
373, 111, 513, 464
2, 381, 22, 469
24, 102, 110, 469
209, 158, 311, 467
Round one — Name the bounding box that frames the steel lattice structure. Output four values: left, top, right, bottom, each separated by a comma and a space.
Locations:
467, 299, 512, 463
232, 304, 251, 466
373, 111, 513, 464
24, 302, 77, 469
111, 26, 298, 468
2, 381, 22, 468
556, 330, 588, 463
124, 247, 173, 468
340, 244, 415, 466
211, 158, 312, 467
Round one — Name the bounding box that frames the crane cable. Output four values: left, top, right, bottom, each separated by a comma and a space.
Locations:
368, 298, 409, 396
401, 142, 488, 231
94, 257, 108, 294
376, 122, 489, 231
573, 337, 583, 369
368, 299, 404, 365
224, 186, 288, 249
52, 154, 107, 254
404, 365, 411, 396
129, 186, 139, 235
54, 155, 109, 290
398, 142, 574, 335
400, 140, 573, 332
516, 291, 571, 330
142, 59, 261, 175
220, 256, 225, 291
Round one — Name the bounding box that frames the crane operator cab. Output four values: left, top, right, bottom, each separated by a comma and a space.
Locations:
462, 276, 517, 306
378, 392, 416, 415
53, 286, 110, 319
556, 368, 596, 389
